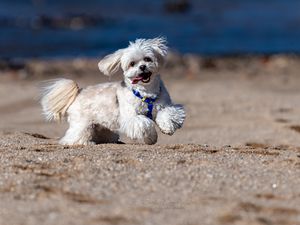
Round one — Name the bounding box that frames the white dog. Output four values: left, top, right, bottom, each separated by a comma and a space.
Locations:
41, 37, 185, 145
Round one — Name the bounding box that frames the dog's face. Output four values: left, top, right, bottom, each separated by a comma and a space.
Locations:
98, 38, 168, 86
120, 46, 160, 85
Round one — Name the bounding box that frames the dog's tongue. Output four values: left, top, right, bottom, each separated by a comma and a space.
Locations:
132, 76, 144, 84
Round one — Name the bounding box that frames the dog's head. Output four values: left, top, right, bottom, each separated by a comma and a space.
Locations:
98, 37, 168, 86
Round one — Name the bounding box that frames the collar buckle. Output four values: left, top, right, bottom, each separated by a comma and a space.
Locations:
132, 89, 158, 120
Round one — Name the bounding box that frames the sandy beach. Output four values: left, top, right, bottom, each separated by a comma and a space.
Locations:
1, 54, 300, 224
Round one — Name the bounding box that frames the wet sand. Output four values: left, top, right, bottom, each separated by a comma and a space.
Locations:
0, 55, 300, 224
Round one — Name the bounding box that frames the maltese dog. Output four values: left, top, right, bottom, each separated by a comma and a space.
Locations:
41, 37, 185, 145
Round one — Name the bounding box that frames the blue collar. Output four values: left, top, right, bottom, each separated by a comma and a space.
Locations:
132, 89, 158, 120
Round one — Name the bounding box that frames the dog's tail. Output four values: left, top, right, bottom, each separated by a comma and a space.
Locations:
40, 79, 79, 121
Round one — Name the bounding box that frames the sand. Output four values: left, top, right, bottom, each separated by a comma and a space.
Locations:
0, 55, 300, 224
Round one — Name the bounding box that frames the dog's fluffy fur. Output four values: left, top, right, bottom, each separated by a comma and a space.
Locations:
41, 37, 185, 145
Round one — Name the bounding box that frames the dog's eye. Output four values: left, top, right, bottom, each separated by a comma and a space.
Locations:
144, 57, 152, 62
130, 61, 135, 67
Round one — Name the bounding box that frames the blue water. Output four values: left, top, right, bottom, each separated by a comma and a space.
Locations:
1, 0, 300, 58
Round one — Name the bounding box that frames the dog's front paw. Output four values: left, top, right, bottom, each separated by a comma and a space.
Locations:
156, 105, 186, 135
59, 138, 96, 146
143, 130, 158, 145
121, 115, 157, 144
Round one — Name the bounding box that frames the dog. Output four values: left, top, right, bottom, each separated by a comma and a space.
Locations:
41, 37, 186, 145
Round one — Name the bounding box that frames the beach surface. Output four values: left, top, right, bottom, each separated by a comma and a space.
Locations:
0, 55, 300, 224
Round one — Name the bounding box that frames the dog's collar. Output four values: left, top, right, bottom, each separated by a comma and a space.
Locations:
132, 89, 158, 120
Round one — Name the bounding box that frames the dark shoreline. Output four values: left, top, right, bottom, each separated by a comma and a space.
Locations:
1, 0, 300, 58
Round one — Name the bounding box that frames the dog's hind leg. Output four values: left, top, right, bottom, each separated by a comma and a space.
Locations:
59, 120, 94, 145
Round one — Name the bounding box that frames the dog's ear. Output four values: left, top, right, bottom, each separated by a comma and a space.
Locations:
149, 37, 168, 59
98, 49, 124, 76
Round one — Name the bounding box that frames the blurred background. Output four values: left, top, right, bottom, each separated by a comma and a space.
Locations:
1, 0, 300, 59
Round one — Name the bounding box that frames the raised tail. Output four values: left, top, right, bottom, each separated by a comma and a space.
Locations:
40, 79, 79, 121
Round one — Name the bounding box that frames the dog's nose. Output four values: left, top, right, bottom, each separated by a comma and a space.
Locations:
139, 65, 146, 71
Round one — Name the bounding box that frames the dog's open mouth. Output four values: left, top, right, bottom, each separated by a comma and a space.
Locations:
131, 72, 152, 84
